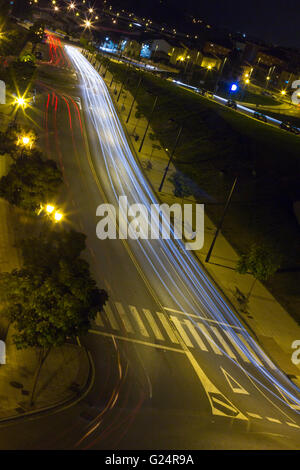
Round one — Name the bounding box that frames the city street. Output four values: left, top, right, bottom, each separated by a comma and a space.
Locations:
0, 36, 299, 450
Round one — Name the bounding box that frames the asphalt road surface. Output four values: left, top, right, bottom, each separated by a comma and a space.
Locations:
0, 36, 299, 450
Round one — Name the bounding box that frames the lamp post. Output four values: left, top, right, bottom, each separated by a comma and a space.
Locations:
13, 96, 27, 124
158, 124, 183, 193
126, 76, 142, 123
138, 95, 158, 153
214, 56, 227, 93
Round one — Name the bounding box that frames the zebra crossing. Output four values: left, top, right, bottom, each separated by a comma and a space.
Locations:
93, 302, 276, 370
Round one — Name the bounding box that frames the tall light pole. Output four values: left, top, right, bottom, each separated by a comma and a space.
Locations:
126, 76, 142, 123
214, 56, 227, 93
205, 176, 238, 263
158, 124, 183, 193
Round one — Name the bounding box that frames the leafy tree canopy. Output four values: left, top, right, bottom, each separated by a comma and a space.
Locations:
236, 243, 281, 281
0, 151, 63, 211
0, 229, 108, 350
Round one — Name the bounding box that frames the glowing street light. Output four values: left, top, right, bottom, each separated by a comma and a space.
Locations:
88, 7, 93, 13
14, 96, 26, 108
46, 204, 55, 214
245, 78, 250, 84
281, 90, 286, 95
83, 19, 92, 28
22, 136, 30, 145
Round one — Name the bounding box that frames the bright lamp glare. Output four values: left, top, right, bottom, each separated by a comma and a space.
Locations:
46, 204, 55, 214
22, 136, 30, 145
54, 211, 63, 221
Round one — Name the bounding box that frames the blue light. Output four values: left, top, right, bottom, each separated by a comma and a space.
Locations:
140, 43, 151, 59
231, 83, 238, 92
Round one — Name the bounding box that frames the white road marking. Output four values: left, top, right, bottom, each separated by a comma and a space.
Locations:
223, 330, 251, 363
266, 417, 281, 424
247, 412, 263, 419
115, 302, 134, 333
237, 334, 263, 366
211, 326, 237, 359
221, 367, 249, 395
199, 324, 223, 355
156, 312, 179, 344
129, 305, 149, 337
286, 421, 300, 428
143, 309, 164, 340
170, 316, 194, 348
185, 351, 248, 421
164, 306, 242, 330
95, 311, 104, 327
89, 329, 184, 352
104, 304, 119, 330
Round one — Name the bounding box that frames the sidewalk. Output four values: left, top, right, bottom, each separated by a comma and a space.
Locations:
99, 63, 300, 384
0, 327, 90, 419
0, 118, 92, 419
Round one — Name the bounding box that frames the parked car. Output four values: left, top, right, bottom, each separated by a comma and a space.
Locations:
253, 111, 267, 123
196, 88, 206, 96
226, 99, 237, 110
280, 121, 300, 134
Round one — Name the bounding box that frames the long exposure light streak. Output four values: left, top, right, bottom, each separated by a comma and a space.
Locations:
65, 45, 300, 411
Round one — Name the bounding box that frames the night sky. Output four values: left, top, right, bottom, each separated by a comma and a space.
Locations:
107, 0, 300, 49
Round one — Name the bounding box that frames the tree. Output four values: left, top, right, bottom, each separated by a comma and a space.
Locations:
4, 59, 37, 94
0, 125, 37, 158
169, 171, 193, 200
0, 229, 108, 405
236, 243, 282, 298
0, 151, 63, 211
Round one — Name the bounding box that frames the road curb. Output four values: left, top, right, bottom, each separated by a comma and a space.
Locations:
0, 345, 95, 426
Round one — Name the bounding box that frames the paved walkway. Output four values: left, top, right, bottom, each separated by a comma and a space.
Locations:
98, 63, 300, 385
0, 327, 89, 418
0, 109, 91, 418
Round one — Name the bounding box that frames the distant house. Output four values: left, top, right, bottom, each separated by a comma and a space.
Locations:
123, 39, 141, 59
256, 48, 287, 68
203, 39, 232, 57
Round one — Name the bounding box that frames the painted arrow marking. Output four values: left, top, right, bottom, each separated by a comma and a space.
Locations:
185, 351, 248, 420
221, 367, 250, 395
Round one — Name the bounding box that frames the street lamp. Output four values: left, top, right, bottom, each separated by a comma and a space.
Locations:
13, 95, 28, 124
17, 133, 33, 157
83, 19, 92, 29
46, 204, 55, 214
54, 211, 63, 222
158, 124, 183, 193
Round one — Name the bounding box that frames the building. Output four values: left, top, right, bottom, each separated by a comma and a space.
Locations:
203, 39, 232, 57
122, 39, 141, 59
